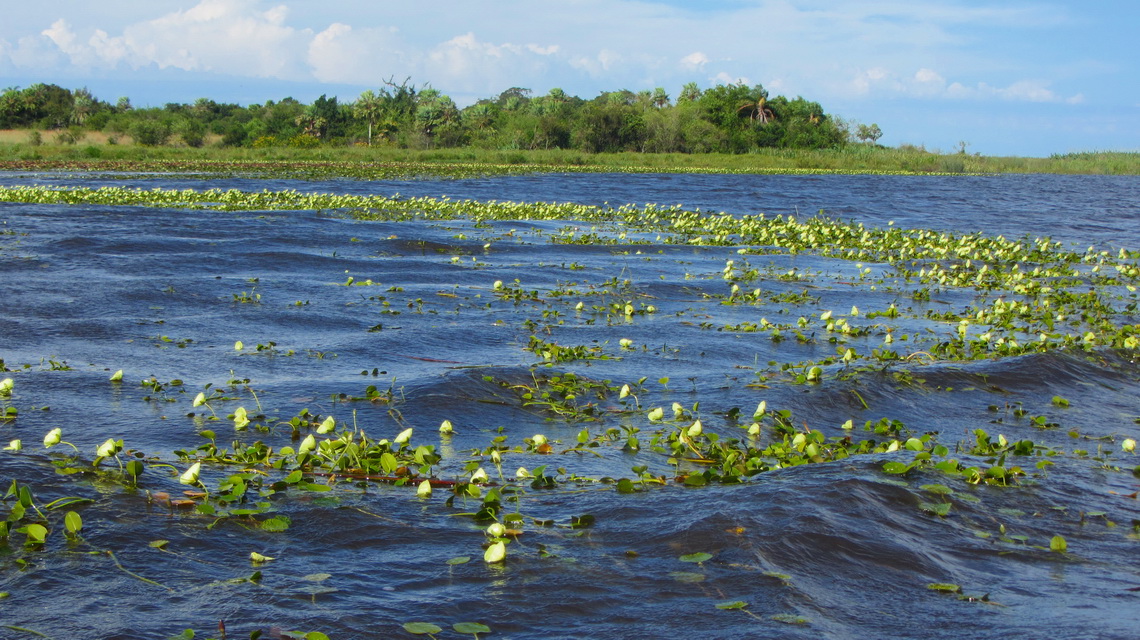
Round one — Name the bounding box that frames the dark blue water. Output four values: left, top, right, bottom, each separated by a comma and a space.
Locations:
0, 173, 1138, 640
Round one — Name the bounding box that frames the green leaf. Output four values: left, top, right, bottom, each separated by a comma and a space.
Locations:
1051, 395, 1070, 408
446, 556, 472, 565
64, 511, 82, 535
919, 484, 954, 496
1050, 535, 1067, 553
927, 583, 962, 593
919, 502, 951, 517
881, 461, 911, 475
22, 523, 48, 544
149, 539, 170, 549
679, 552, 713, 563
403, 622, 443, 635
715, 600, 748, 610
260, 516, 291, 532
616, 478, 637, 494
453, 622, 491, 635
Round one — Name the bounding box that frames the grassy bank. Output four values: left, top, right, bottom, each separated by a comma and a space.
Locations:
1, 129, 1138, 176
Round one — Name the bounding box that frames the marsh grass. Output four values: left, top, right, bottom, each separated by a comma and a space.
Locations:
0, 129, 1138, 175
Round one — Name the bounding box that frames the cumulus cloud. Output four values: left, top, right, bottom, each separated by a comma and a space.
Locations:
679, 51, 709, 71
0, 0, 1089, 110
25, 1, 310, 78
850, 66, 1081, 103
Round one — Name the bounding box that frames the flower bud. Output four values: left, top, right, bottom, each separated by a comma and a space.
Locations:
43, 428, 62, 448
179, 462, 201, 485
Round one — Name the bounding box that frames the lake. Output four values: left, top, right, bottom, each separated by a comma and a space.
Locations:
0, 171, 1138, 639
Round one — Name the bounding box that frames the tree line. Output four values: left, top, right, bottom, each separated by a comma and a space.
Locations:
0, 80, 884, 153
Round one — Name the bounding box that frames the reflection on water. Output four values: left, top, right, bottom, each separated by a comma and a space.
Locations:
0, 173, 1138, 639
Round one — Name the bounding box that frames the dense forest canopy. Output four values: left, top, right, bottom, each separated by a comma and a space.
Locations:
0, 80, 881, 153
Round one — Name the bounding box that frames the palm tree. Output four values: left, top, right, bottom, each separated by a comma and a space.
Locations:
737, 88, 774, 125
353, 90, 383, 145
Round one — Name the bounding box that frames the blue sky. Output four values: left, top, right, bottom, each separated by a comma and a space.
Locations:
2, 0, 1137, 156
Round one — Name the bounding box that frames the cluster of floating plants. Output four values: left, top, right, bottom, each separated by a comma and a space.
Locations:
1, 182, 1138, 638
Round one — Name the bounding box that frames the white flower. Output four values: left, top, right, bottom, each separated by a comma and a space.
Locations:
96, 438, 117, 458
0, 378, 12, 395
531, 434, 547, 446
647, 407, 664, 421
298, 434, 317, 455
233, 407, 250, 429
486, 523, 506, 538
672, 402, 685, 419
43, 428, 62, 448
192, 392, 206, 408
483, 540, 506, 563
753, 401, 767, 419
619, 384, 631, 399
179, 462, 201, 485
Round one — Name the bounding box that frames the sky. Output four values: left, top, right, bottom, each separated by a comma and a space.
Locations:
1, 0, 1137, 156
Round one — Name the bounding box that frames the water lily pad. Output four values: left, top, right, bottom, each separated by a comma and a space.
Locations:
715, 600, 748, 609
679, 552, 713, 563
453, 622, 491, 635
404, 622, 443, 635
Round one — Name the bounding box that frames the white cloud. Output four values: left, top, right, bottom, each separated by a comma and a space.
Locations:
680, 51, 709, 71
0, 0, 1089, 111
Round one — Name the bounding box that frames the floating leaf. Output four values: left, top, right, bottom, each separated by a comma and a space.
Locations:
919, 502, 951, 517
453, 622, 491, 635
770, 614, 809, 625
250, 551, 275, 563
403, 622, 443, 635
64, 511, 82, 535
669, 571, 706, 583
149, 539, 170, 549
446, 556, 472, 565
260, 516, 291, 532
679, 552, 713, 564
927, 583, 962, 593
715, 600, 748, 610
1049, 535, 1067, 553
